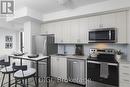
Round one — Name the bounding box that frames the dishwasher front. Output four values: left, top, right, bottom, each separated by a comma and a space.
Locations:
67, 58, 86, 85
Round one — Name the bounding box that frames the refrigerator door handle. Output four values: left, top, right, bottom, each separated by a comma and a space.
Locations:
43, 39, 47, 55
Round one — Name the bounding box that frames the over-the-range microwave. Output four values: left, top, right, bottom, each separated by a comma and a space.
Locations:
88, 28, 116, 43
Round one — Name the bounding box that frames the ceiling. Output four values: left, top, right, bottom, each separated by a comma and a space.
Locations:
15, 0, 110, 14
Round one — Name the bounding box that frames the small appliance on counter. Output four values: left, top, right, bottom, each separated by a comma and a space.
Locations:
89, 48, 98, 58
74, 44, 84, 56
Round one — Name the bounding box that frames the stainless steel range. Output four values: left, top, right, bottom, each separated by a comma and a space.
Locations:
87, 48, 119, 87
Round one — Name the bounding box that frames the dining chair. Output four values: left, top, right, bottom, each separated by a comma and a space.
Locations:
13, 63, 36, 87
0, 59, 15, 87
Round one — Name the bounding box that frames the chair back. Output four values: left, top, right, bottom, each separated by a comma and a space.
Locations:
12, 63, 27, 71
0, 59, 10, 66
12, 63, 27, 77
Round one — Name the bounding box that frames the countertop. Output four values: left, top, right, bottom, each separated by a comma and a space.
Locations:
51, 54, 130, 63
9, 55, 49, 61
51, 54, 87, 60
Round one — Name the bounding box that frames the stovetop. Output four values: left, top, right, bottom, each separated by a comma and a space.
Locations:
87, 57, 118, 63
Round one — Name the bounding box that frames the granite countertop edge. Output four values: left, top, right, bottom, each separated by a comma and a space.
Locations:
51, 54, 88, 60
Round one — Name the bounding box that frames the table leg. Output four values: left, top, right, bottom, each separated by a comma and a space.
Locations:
20, 58, 22, 66
20, 58, 23, 85
8, 56, 11, 87
47, 56, 51, 87
36, 61, 39, 87
8, 74, 11, 87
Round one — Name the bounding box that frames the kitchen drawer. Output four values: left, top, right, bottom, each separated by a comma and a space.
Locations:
120, 83, 130, 87
120, 64, 130, 70
120, 71, 130, 77
120, 76, 130, 84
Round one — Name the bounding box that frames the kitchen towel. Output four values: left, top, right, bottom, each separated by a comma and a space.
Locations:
100, 62, 109, 79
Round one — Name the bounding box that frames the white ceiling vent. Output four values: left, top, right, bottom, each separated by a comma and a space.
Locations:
56, 0, 75, 8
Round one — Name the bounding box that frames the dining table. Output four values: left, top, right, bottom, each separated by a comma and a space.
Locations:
8, 55, 51, 87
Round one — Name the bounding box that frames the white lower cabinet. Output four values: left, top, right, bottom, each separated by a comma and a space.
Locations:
51, 57, 67, 80
120, 63, 130, 87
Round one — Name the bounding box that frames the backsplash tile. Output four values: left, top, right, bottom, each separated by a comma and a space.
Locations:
58, 45, 75, 55
58, 44, 128, 60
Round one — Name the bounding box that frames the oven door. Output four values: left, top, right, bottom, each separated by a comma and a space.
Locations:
89, 28, 116, 43
87, 61, 119, 86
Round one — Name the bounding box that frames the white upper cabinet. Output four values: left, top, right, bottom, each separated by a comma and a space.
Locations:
42, 11, 127, 44
87, 11, 127, 43
101, 13, 116, 28
79, 18, 89, 43
115, 11, 127, 43
127, 10, 130, 44
88, 16, 101, 29
69, 19, 80, 43
54, 21, 64, 43
61, 20, 71, 43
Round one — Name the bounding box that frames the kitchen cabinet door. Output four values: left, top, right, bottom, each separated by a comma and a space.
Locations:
58, 58, 67, 80
51, 57, 59, 77
115, 11, 127, 43
101, 12, 127, 43
61, 20, 71, 43
88, 16, 101, 29
119, 63, 130, 87
79, 18, 89, 43
54, 21, 64, 43
69, 19, 80, 43
101, 13, 116, 28
51, 57, 67, 80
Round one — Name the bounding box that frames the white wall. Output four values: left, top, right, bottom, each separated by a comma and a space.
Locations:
23, 21, 41, 54
0, 29, 19, 60
23, 21, 41, 67
6, 7, 43, 23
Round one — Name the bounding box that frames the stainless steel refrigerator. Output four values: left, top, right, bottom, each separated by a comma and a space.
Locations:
32, 34, 57, 56
32, 34, 57, 78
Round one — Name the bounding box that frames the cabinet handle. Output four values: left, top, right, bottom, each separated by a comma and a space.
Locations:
122, 73, 130, 75
77, 39, 80, 42
123, 66, 129, 68
99, 24, 103, 28
73, 62, 77, 64
123, 79, 130, 82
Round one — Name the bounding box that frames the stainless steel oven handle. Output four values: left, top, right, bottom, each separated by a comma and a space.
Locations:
109, 30, 111, 40
87, 60, 118, 66
87, 61, 101, 64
